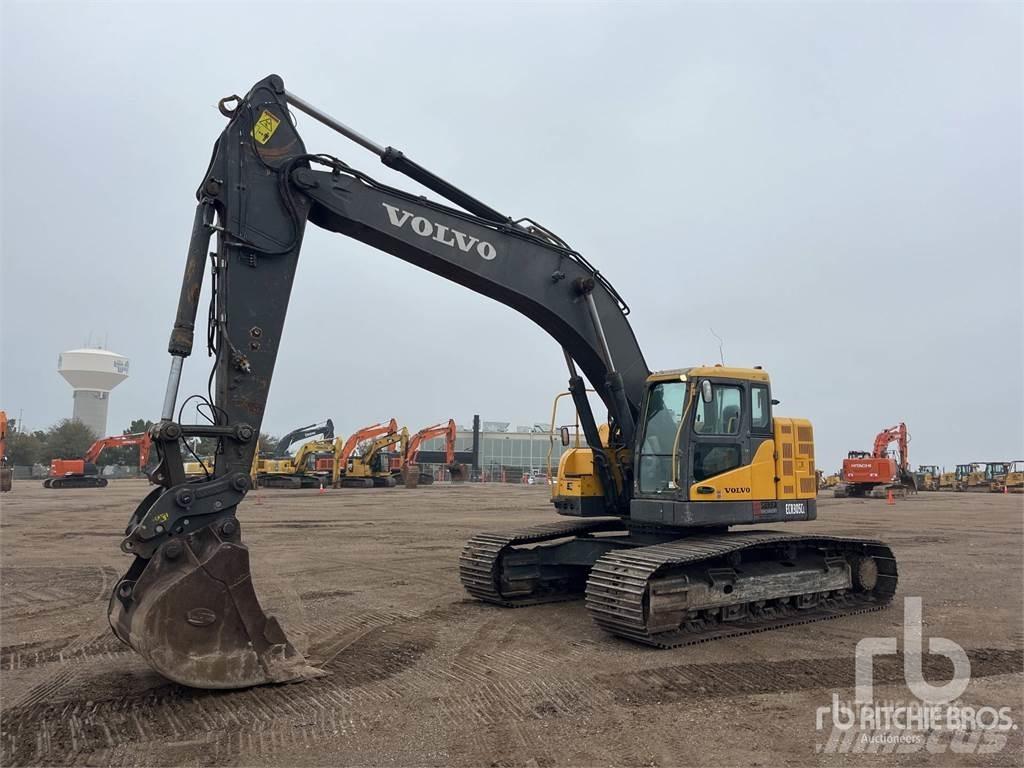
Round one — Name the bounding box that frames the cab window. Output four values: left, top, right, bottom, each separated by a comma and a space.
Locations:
637, 381, 687, 493
641, 382, 686, 454
694, 444, 742, 481
751, 385, 770, 431
693, 384, 741, 435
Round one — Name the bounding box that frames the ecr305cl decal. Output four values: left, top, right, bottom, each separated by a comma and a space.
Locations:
382, 203, 497, 260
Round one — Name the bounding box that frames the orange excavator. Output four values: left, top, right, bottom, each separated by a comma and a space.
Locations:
400, 419, 467, 484
834, 423, 917, 499
44, 432, 153, 488
0, 411, 11, 492
330, 419, 399, 488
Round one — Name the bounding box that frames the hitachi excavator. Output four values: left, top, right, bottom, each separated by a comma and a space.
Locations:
400, 419, 467, 484
833, 423, 917, 498
45, 432, 152, 488
108, 76, 898, 690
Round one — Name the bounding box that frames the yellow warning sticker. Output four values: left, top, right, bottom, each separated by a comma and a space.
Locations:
252, 110, 281, 144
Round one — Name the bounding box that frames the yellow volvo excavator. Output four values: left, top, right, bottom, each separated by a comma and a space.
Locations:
107, 76, 897, 690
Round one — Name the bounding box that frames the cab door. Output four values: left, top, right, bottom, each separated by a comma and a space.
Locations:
686, 379, 751, 497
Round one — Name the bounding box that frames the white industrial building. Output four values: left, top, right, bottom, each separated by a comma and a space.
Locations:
418, 419, 572, 481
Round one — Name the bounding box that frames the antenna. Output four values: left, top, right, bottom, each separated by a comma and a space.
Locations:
709, 327, 725, 365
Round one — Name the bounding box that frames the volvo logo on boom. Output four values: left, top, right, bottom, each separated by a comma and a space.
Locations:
382, 203, 497, 260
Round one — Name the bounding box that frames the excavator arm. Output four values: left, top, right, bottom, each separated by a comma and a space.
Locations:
871, 423, 910, 472
405, 420, 458, 466
84, 433, 152, 469
274, 419, 334, 458
359, 429, 409, 465
109, 75, 648, 690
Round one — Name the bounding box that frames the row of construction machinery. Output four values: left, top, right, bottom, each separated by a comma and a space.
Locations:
939, 461, 1022, 493
0, 414, 155, 490
819, 421, 1020, 496
35, 415, 465, 491
253, 418, 466, 489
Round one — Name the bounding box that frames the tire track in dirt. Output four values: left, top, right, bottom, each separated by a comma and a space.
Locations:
1, 635, 128, 671
0, 566, 117, 623
598, 647, 1023, 704
0, 611, 435, 766
3, 485, 1020, 766
2, 566, 120, 710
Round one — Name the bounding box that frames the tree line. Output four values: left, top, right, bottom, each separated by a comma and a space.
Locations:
4, 418, 279, 467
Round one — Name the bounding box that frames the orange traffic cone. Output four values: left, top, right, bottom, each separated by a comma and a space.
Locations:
1004, 485, 1008, 495
319, 483, 325, 495
887, 490, 895, 505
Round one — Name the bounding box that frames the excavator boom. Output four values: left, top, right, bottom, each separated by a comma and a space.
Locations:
110, 75, 646, 688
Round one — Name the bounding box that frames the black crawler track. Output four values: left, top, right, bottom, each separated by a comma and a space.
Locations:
461, 522, 897, 647
43, 476, 107, 489
459, 518, 624, 606
585, 531, 897, 647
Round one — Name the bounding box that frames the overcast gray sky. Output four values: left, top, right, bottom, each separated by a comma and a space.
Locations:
2, 1, 1021, 471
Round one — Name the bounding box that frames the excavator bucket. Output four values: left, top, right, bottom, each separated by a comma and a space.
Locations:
898, 466, 918, 493
449, 463, 468, 483
109, 522, 324, 689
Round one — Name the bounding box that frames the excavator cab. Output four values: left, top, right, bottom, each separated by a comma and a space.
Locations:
551, 368, 817, 524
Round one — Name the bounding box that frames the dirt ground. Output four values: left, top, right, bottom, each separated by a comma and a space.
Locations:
0, 480, 1021, 767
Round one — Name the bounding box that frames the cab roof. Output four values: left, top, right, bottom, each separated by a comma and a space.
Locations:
647, 366, 771, 384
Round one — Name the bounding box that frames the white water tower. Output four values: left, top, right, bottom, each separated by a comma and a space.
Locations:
58, 348, 129, 437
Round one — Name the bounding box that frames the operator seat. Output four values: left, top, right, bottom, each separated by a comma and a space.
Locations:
722, 405, 739, 434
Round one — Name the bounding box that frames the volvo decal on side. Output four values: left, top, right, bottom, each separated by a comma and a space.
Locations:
382, 203, 497, 260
